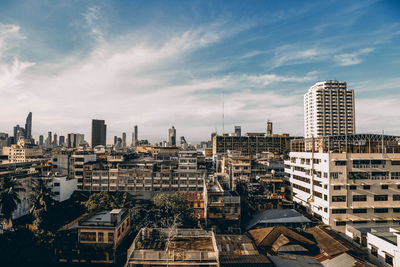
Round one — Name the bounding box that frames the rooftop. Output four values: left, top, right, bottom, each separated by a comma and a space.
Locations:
246, 209, 311, 231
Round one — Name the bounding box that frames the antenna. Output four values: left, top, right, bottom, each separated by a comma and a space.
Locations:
222, 91, 225, 134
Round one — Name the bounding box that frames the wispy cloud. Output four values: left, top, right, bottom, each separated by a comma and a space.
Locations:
334, 47, 374, 66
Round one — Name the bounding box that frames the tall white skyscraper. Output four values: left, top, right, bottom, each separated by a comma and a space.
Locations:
304, 81, 355, 138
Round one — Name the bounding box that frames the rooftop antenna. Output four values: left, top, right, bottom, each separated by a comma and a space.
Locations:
222, 91, 225, 134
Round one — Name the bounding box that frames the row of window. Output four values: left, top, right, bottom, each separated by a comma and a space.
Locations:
332, 194, 394, 202
333, 184, 400, 190
332, 207, 400, 214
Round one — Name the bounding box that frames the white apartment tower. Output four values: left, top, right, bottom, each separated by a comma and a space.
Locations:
304, 81, 355, 138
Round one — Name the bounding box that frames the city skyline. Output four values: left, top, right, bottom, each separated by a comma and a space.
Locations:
0, 1, 399, 143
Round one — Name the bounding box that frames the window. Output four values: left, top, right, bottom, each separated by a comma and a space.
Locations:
363, 185, 371, 190
385, 254, 393, 266
394, 208, 400, 213
349, 185, 357, 190
393, 195, 400, 201
330, 172, 339, 179
80, 232, 96, 242
336, 221, 346, 226
335, 161, 346, 166
374, 195, 388, 201
353, 209, 367, 214
381, 184, 389, 190
332, 195, 346, 202
374, 208, 388, 213
353, 195, 367, 202
98, 232, 104, 242
333, 185, 341, 190
332, 209, 347, 214
108, 232, 114, 244
371, 246, 378, 257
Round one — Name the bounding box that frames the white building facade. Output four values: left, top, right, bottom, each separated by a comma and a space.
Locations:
285, 136, 400, 233
304, 81, 355, 138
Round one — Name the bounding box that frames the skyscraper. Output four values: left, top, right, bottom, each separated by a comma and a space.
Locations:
122, 132, 126, 148
59, 135, 65, 146
132, 125, 138, 147
266, 120, 273, 136
234, 126, 241, 137
39, 135, 44, 146
168, 126, 176, 146
25, 112, 32, 139
91, 119, 107, 147
53, 133, 58, 146
114, 136, 118, 145
304, 81, 355, 138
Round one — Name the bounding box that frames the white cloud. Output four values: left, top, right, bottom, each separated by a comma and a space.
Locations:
334, 47, 374, 66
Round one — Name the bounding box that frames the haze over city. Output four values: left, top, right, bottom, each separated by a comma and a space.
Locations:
0, 0, 399, 143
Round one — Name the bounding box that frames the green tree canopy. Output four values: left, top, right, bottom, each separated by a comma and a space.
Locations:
0, 176, 25, 228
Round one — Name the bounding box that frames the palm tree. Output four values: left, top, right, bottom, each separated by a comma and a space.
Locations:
29, 178, 55, 230
0, 176, 25, 229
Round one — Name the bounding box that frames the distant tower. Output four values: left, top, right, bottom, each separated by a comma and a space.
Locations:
267, 120, 273, 136
114, 136, 118, 145
39, 135, 44, 146
48, 131, 52, 144
168, 126, 176, 146
54, 133, 58, 146
59, 135, 65, 146
234, 126, 241, 137
132, 125, 138, 147
25, 112, 32, 139
91, 119, 107, 147
122, 132, 126, 148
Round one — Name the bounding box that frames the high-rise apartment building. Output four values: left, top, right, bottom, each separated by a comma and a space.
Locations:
267, 120, 273, 136
53, 133, 58, 146
91, 119, 106, 147
67, 133, 85, 148
304, 81, 355, 138
39, 135, 44, 146
168, 125, 176, 146
59, 135, 65, 146
25, 112, 32, 139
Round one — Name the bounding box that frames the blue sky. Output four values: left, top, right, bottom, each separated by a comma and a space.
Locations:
0, 0, 399, 143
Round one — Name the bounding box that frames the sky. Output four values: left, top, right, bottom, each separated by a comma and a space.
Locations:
0, 0, 399, 144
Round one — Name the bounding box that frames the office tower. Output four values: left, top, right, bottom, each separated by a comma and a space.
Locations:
67, 133, 74, 148
45, 131, 52, 147
13, 125, 25, 143
59, 135, 65, 146
266, 120, 273, 136
114, 136, 118, 145
91, 119, 107, 147
0, 133, 8, 150
304, 81, 355, 138
39, 135, 44, 146
53, 133, 58, 146
132, 125, 138, 147
122, 132, 126, 148
76, 134, 85, 147
234, 126, 241, 137
25, 112, 32, 139
168, 126, 176, 146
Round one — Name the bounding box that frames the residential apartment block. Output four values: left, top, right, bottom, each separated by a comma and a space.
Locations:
284, 134, 400, 232
304, 81, 355, 138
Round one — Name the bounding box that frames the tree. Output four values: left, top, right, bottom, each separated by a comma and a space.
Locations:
0, 176, 25, 229
29, 178, 55, 230
152, 193, 195, 228
83, 191, 135, 213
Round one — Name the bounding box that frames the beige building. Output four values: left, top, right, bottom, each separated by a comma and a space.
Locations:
2, 139, 42, 163
285, 134, 400, 232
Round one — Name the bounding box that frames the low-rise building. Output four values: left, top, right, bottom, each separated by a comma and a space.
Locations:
56, 208, 131, 264
2, 139, 42, 163
366, 226, 400, 266
51, 175, 77, 202
125, 228, 219, 266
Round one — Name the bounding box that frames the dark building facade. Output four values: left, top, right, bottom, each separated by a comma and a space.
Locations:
91, 119, 107, 147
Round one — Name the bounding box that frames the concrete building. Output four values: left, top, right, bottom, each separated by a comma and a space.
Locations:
132, 125, 138, 147
70, 150, 96, 182
39, 135, 44, 147
91, 119, 107, 147
266, 120, 273, 136
304, 81, 355, 138
0, 132, 8, 151
284, 134, 400, 232
56, 208, 131, 264
122, 132, 126, 148
51, 176, 77, 202
212, 134, 294, 156
67, 133, 85, 148
366, 227, 400, 267
2, 139, 42, 163
59, 135, 65, 147
126, 228, 219, 266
